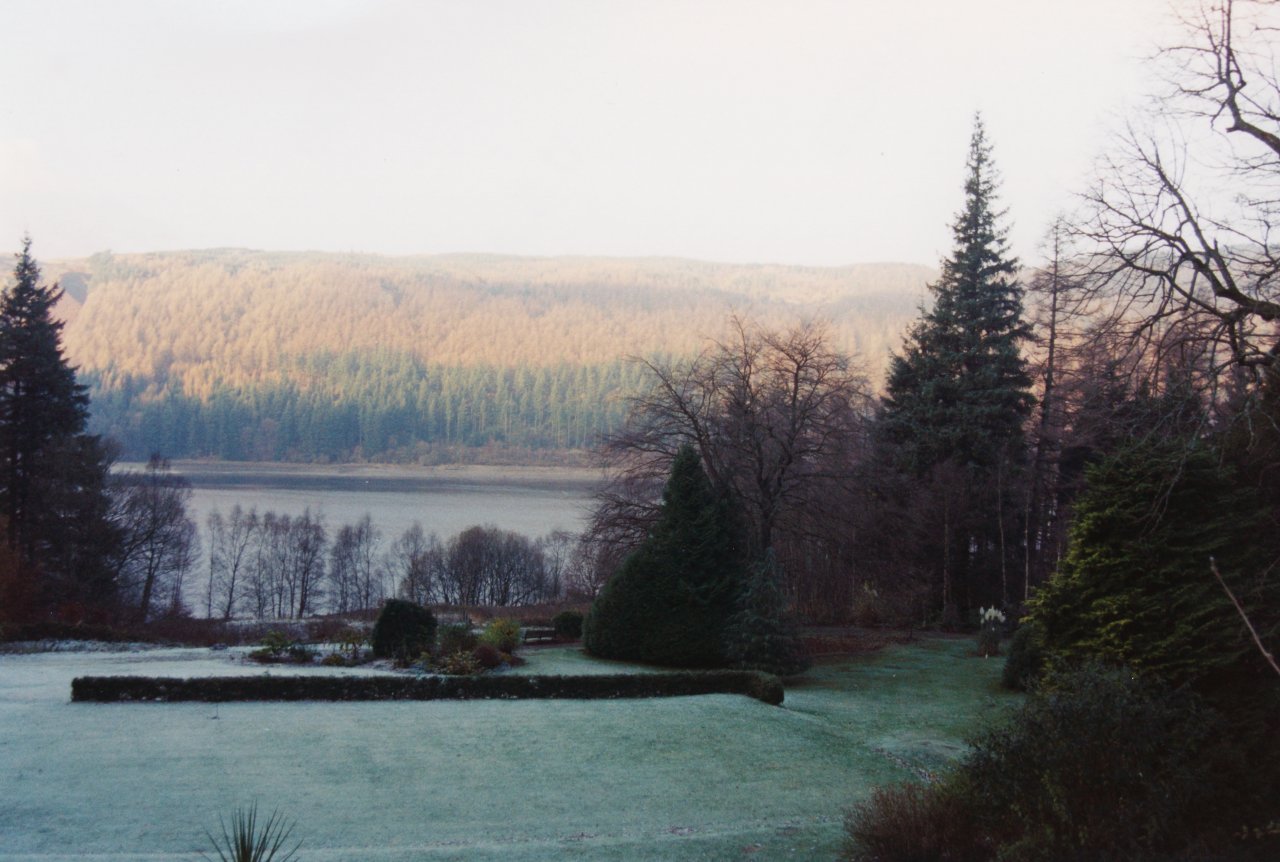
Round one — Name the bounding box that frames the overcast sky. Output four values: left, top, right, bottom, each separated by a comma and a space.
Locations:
2, 0, 1179, 268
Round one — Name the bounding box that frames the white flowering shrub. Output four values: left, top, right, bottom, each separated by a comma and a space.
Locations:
977, 606, 1005, 657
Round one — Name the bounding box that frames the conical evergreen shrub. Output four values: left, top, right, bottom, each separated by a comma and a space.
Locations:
723, 549, 809, 676
371, 598, 437, 664
584, 445, 743, 667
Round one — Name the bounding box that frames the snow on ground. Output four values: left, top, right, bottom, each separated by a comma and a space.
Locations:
0, 638, 1016, 861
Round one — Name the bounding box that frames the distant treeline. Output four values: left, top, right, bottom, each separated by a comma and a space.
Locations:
86, 356, 647, 461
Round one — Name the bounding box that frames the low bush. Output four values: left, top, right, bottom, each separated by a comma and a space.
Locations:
472, 643, 504, 670
330, 626, 367, 662
965, 665, 1249, 860
436, 649, 482, 675
552, 610, 584, 641
844, 664, 1267, 861
975, 607, 1005, 658
436, 622, 478, 656
371, 599, 437, 664
850, 583, 888, 628
248, 631, 312, 664
480, 618, 521, 654
842, 779, 987, 862
71, 669, 786, 705
1001, 620, 1045, 691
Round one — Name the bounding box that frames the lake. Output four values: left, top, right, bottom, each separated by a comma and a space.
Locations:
121, 461, 603, 543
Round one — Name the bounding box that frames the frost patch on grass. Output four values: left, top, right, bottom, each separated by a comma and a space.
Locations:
0, 637, 1016, 861
509, 644, 664, 676
0, 639, 162, 654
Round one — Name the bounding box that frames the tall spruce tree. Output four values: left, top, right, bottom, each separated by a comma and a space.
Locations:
878, 116, 1034, 615
0, 237, 115, 614
881, 115, 1033, 473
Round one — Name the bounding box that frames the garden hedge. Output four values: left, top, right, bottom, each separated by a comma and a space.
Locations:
71, 670, 785, 705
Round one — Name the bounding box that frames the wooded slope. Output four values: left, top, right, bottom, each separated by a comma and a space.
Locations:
47, 250, 929, 461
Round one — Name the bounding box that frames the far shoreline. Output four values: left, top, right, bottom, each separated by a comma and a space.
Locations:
114, 459, 606, 493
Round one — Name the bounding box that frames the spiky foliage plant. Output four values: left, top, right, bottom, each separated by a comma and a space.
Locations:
204, 803, 301, 862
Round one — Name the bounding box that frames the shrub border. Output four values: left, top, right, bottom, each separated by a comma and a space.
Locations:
71, 670, 785, 706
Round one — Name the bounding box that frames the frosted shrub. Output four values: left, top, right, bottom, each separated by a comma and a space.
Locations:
437, 649, 482, 676
851, 583, 886, 627
480, 618, 521, 654
472, 642, 504, 669
977, 606, 1005, 657
436, 623, 478, 656
248, 630, 313, 664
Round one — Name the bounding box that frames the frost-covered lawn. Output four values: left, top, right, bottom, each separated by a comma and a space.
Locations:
0, 637, 1016, 861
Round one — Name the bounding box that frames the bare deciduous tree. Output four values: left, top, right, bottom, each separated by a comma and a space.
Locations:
205, 504, 258, 620
595, 316, 869, 561
328, 514, 381, 615
1072, 0, 1280, 388
111, 456, 198, 622
388, 522, 438, 606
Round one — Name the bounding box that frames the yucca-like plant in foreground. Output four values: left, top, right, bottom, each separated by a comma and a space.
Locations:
204, 803, 301, 862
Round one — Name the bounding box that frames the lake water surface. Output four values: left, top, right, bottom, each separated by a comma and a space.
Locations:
125, 461, 603, 542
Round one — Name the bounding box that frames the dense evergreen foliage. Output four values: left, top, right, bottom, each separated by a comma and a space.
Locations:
871, 116, 1034, 619
551, 609, 584, 640
0, 239, 117, 618
584, 446, 744, 667
1028, 437, 1279, 701
1000, 619, 1045, 691
370, 598, 437, 663
1, 239, 92, 553
965, 667, 1247, 860
722, 550, 809, 676
880, 116, 1033, 474
85, 359, 643, 461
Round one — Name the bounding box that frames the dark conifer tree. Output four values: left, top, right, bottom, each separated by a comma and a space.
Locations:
0, 238, 91, 555
722, 549, 809, 676
0, 237, 116, 614
881, 115, 1033, 472
583, 445, 744, 667
877, 117, 1034, 616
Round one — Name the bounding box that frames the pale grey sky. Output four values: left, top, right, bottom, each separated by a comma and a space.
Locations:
2, 0, 1177, 267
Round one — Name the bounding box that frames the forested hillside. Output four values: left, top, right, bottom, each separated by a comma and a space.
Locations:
49, 250, 928, 461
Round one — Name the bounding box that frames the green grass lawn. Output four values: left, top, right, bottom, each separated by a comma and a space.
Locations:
0, 635, 1017, 861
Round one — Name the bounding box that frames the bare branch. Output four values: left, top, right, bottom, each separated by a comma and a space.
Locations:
1210, 556, 1280, 678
